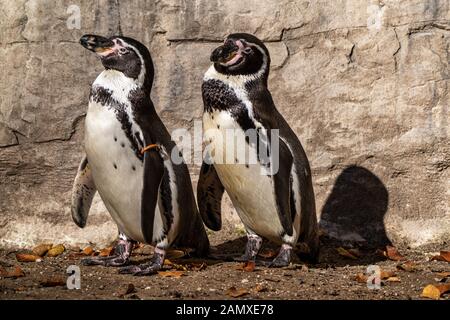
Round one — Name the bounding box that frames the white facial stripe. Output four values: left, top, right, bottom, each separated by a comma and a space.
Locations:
121, 40, 146, 87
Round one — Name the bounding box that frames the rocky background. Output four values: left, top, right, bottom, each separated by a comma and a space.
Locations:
0, 0, 448, 249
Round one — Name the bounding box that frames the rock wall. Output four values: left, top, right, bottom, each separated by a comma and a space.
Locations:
0, 0, 449, 248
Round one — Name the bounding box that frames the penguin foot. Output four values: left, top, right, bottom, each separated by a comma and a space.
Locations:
81, 238, 133, 267
119, 261, 163, 276
81, 255, 128, 267
119, 248, 165, 276
235, 234, 262, 262
269, 244, 292, 268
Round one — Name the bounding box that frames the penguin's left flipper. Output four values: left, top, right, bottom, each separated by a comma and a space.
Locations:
140, 143, 166, 244
71, 156, 96, 228
197, 162, 225, 231
269, 134, 294, 237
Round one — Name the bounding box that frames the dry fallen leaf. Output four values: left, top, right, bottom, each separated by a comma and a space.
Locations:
355, 273, 368, 283
380, 270, 397, 279
157, 270, 185, 278
253, 284, 268, 293
386, 277, 401, 282
385, 246, 405, 261
164, 259, 173, 266
243, 261, 256, 272
0, 266, 25, 278
235, 261, 256, 272
171, 263, 188, 271
258, 249, 277, 259
348, 248, 362, 258
436, 272, 450, 278
166, 249, 187, 259
47, 244, 65, 257
421, 283, 450, 300
226, 286, 249, 298
396, 260, 417, 272
16, 253, 42, 262
440, 251, 450, 262
337, 247, 358, 260
354, 270, 397, 283
99, 247, 113, 257
40, 277, 66, 287
82, 246, 94, 256
32, 244, 53, 257
430, 251, 450, 263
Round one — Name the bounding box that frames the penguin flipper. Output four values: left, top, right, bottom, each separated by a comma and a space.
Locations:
197, 162, 225, 231
271, 136, 294, 237
71, 156, 96, 228
141, 145, 165, 244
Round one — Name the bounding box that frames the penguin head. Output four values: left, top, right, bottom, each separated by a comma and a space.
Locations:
80, 34, 154, 92
210, 33, 271, 83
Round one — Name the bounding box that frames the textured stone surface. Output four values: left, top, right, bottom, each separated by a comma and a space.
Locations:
0, 0, 448, 248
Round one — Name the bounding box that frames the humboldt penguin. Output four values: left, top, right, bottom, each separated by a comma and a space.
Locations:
198, 33, 319, 266
71, 34, 209, 275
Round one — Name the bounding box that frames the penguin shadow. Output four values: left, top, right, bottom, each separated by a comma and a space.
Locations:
318, 165, 391, 267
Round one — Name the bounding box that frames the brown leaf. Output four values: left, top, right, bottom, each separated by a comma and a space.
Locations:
47, 244, 65, 257
235, 261, 256, 272
355, 273, 368, 283
117, 283, 136, 297
386, 277, 401, 282
436, 272, 450, 278
396, 260, 417, 272
157, 271, 185, 278
380, 270, 396, 279
166, 249, 187, 259
440, 251, 450, 262
32, 244, 53, 257
16, 253, 42, 262
226, 286, 249, 298
430, 251, 450, 263
253, 284, 268, 293
337, 247, 358, 260
99, 247, 113, 257
164, 259, 173, 266
40, 277, 66, 287
243, 261, 256, 272
385, 245, 405, 261
421, 284, 450, 300
171, 263, 188, 271
0, 266, 25, 278
354, 270, 396, 283
258, 249, 277, 259
82, 246, 94, 256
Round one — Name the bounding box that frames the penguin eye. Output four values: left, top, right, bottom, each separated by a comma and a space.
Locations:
118, 48, 129, 55
243, 47, 253, 55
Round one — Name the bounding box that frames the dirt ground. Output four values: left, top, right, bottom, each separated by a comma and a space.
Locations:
1, 230, 449, 300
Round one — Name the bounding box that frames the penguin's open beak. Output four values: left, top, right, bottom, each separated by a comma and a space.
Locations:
80, 34, 115, 56
210, 39, 246, 66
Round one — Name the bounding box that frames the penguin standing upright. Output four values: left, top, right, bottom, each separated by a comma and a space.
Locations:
198, 33, 319, 266
71, 34, 209, 275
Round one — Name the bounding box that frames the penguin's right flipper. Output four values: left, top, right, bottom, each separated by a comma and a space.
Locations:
197, 161, 225, 231
71, 156, 96, 228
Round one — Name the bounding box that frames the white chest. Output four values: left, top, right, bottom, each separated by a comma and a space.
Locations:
85, 101, 147, 242
203, 110, 283, 240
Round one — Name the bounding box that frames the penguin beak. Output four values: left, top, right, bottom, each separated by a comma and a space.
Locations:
80, 34, 115, 56
210, 39, 245, 66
